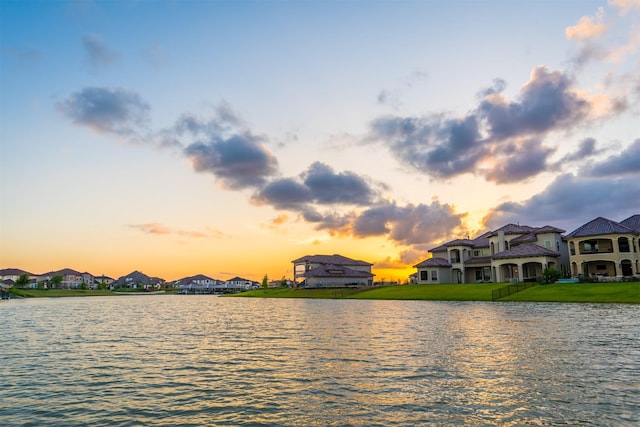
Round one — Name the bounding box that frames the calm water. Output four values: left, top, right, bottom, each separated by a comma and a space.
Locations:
0, 296, 638, 426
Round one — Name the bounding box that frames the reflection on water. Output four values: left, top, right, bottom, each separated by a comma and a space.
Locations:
1, 296, 638, 426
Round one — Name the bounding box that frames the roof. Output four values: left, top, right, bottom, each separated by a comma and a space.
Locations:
489, 224, 537, 236
227, 276, 252, 282
464, 256, 492, 265
292, 254, 372, 266
413, 257, 451, 268
303, 264, 373, 278
492, 243, 560, 259
565, 216, 638, 238
42, 268, 84, 276
0, 268, 32, 276
620, 214, 640, 233
428, 231, 491, 252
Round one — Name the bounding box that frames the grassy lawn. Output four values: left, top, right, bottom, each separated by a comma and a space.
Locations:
502, 282, 640, 303
231, 282, 639, 303
9, 288, 117, 298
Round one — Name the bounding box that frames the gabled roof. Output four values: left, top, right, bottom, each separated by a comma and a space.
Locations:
413, 257, 451, 268
565, 216, 638, 238
226, 276, 252, 282
620, 214, 640, 233
42, 268, 83, 276
428, 231, 491, 252
292, 254, 372, 266
304, 264, 373, 278
0, 268, 33, 276
489, 224, 537, 236
492, 243, 560, 259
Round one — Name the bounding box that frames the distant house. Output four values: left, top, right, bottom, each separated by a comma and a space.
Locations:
113, 271, 165, 289
39, 268, 85, 289
225, 276, 258, 290
414, 224, 568, 284
292, 254, 374, 288
566, 215, 639, 279
176, 274, 224, 294
95, 275, 115, 286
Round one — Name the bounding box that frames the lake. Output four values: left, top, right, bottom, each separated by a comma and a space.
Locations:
1, 295, 638, 426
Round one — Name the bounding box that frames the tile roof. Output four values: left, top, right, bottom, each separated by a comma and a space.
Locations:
620, 214, 640, 233
303, 264, 374, 278
565, 216, 638, 238
0, 268, 33, 276
292, 254, 372, 266
414, 257, 452, 268
464, 256, 492, 265
492, 243, 560, 259
509, 232, 537, 245
490, 224, 537, 236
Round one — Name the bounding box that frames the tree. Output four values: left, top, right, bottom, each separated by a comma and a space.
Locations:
261, 274, 269, 288
542, 267, 561, 284
280, 276, 288, 287
50, 275, 63, 289
15, 273, 30, 289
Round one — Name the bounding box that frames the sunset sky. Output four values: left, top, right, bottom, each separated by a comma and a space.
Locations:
1, 0, 639, 282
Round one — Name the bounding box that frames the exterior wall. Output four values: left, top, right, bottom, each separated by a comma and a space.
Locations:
305, 276, 369, 287
415, 267, 451, 284
492, 256, 558, 282
567, 232, 639, 277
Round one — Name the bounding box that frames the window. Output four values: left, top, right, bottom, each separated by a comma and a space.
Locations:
475, 270, 482, 281
570, 241, 575, 255
618, 237, 630, 253
431, 270, 438, 280
420, 271, 428, 281
545, 240, 552, 248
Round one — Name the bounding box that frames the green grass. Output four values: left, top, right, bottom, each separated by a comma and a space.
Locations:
502, 282, 640, 303
230, 282, 640, 303
9, 288, 117, 298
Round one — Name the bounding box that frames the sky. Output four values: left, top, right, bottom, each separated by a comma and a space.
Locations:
1, 0, 639, 283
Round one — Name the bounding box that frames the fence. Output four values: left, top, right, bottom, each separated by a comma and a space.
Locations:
491, 281, 538, 301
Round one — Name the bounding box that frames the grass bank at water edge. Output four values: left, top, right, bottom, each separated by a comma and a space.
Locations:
231, 282, 640, 304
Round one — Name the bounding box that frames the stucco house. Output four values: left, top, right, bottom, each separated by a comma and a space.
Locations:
292, 254, 374, 288
414, 224, 569, 284
565, 215, 639, 279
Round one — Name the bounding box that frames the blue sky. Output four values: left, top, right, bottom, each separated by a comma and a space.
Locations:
1, 0, 638, 281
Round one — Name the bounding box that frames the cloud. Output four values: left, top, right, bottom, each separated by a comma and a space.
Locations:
484, 138, 556, 184
184, 134, 279, 190
83, 34, 119, 68
369, 66, 597, 184
483, 171, 640, 232
608, 0, 640, 15
565, 7, 606, 40
128, 223, 221, 238
555, 137, 602, 164
2, 45, 42, 62
58, 87, 150, 136
478, 66, 590, 140
128, 223, 171, 235
584, 138, 640, 176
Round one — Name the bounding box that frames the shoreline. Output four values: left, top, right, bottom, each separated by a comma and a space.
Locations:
6, 282, 639, 304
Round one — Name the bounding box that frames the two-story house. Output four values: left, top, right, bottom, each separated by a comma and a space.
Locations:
292, 254, 374, 288
414, 224, 569, 284
565, 215, 639, 279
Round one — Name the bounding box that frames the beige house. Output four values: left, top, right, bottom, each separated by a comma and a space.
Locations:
415, 224, 569, 284
565, 215, 639, 279
292, 254, 374, 288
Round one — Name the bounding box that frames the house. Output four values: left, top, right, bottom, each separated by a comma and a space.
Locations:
176, 274, 224, 294
39, 268, 86, 289
292, 254, 374, 288
225, 276, 258, 290
414, 224, 568, 284
565, 215, 640, 279
113, 271, 165, 289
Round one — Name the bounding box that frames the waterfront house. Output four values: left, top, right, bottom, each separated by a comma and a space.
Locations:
292, 254, 374, 288
39, 268, 86, 289
414, 224, 568, 284
565, 215, 640, 279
